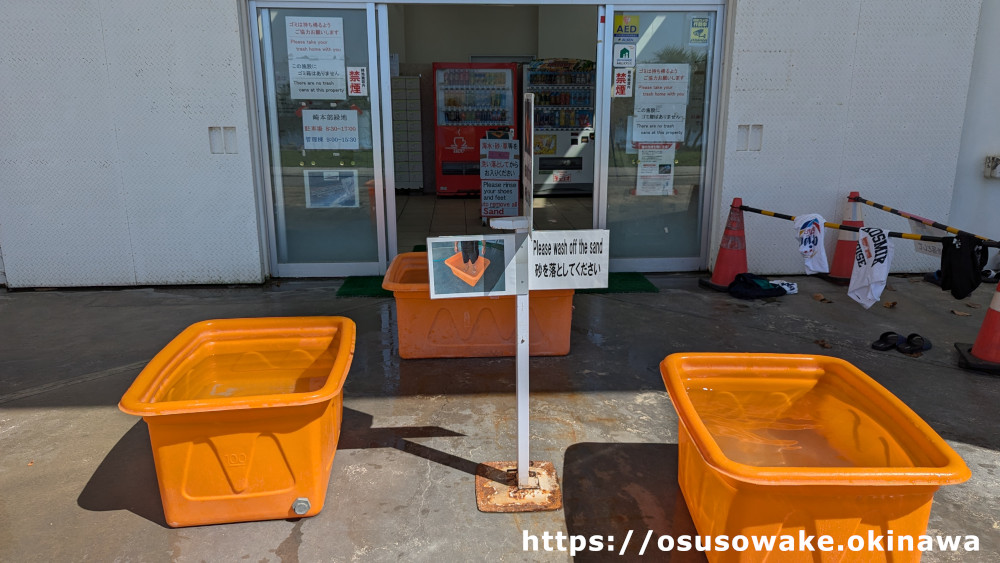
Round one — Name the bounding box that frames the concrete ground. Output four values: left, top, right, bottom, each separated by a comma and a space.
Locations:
1, 274, 998, 562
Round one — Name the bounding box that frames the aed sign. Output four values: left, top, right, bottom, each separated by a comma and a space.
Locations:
613, 43, 635, 68
613, 15, 640, 43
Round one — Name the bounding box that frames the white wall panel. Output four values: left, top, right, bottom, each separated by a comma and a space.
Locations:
951, 0, 1000, 260
0, 0, 262, 287
0, 1, 135, 287
101, 0, 261, 284
716, 0, 982, 274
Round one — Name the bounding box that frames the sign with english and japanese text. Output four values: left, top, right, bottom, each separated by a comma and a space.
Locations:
528, 230, 610, 290
286, 16, 347, 100
481, 181, 519, 217
635, 64, 690, 105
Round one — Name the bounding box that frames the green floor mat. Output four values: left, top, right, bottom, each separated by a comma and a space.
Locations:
578, 272, 658, 294
336, 276, 392, 298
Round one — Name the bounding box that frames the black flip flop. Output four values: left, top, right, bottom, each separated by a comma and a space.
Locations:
871, 331, 904, 351
897, 333, 932, 354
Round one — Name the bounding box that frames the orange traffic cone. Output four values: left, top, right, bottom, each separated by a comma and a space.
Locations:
956, 283, 1000, 374
824, 191, 864, 285
699, 198, 748, 292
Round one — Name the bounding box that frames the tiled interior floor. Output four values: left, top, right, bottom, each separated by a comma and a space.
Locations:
394, 192, 593, 252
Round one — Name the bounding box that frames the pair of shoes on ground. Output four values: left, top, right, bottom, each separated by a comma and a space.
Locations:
871, 331, 932, 354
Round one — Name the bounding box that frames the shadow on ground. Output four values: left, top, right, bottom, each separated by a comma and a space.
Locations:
339, 407, 511, 482
563, 442, 706, 562
77, 420, 168, 528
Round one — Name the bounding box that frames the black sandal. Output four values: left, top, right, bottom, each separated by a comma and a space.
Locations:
871, 331, 904, 351
897, 333, 932, 354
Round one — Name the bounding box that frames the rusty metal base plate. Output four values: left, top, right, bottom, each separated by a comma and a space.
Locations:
475, 461, 562, 513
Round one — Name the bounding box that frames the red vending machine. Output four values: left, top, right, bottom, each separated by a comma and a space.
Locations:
433, 62, 519, 196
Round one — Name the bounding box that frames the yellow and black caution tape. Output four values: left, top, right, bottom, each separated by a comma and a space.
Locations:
739, 204, 1000, 247
850, 195, 997, 245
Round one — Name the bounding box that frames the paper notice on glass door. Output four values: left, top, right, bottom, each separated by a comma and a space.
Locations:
302, 110, 359, 150
286, 16, 347, 100
612, 68, 633, 98
632, 118, 685, 143
347, 67, 368, 97
632, 102, 686, 144
635, 64, 690, 105
636, 145, 675, 196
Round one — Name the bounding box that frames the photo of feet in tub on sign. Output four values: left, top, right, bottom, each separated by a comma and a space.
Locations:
427, 235, 515, 299
453, 240, 486, 278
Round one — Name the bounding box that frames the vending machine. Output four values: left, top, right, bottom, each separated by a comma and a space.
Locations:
433, 62, 519, 196
523, 59, 596, 194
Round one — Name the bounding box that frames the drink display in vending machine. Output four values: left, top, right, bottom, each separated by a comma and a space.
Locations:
523, 59, 596, 195
433, 62, 519, 196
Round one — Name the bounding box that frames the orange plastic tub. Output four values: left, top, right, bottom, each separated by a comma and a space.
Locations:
443, 252, 490, 287
382, 252, 573, 358
119, 317, 356, 527
660, 353, 970, 562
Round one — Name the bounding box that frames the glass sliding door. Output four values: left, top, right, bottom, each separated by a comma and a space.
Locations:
251, 3, 386, 277
599, 8, 720, 271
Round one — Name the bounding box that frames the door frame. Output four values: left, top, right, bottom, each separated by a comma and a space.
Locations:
244, 0, 725, 277
247, 1, 389, 277
597, 3, 725, 273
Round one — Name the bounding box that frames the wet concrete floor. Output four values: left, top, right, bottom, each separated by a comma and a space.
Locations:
1, 274, 998, 561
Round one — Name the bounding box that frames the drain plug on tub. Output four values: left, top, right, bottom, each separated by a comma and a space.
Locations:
292, 498, 311, 515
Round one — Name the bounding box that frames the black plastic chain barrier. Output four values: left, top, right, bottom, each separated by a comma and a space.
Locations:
850, 195, 997, 245
740, 205, 1000, 247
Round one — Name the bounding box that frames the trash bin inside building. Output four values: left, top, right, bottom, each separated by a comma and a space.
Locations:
119, 316, 356, 527
659, 353, 970, 562
382, 252, 573, 358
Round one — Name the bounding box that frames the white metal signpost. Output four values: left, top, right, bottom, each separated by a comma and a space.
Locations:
473, 94, 609, 512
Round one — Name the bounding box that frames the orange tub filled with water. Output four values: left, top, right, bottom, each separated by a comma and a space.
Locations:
659, 353, 970, 562
382, 252, 573, 358
119, 317, 356, 527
